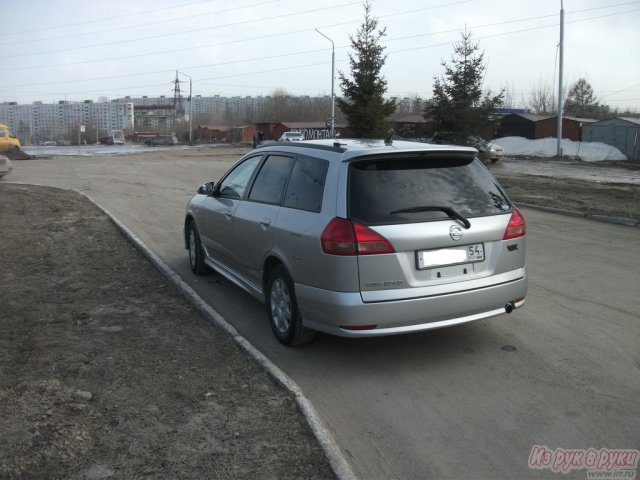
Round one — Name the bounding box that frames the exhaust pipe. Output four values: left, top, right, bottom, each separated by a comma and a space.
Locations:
505, 302, 515, 314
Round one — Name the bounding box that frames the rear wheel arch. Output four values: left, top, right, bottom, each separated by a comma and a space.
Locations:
262, 256, 284, 294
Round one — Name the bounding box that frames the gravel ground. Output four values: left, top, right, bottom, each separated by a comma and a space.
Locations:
0, 183, 335, 480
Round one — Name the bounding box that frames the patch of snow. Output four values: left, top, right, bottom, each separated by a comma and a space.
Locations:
492, 137, 627, 162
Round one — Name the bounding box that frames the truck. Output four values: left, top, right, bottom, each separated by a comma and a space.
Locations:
0, 124, 21, 152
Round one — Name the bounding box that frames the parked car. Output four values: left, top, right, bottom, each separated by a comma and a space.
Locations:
469, 136, 504, 163
0, 124, 20, 152
184, 139, 526, 345
0, 154, 13, 178
278, 131, 304, 142
144, 134, 178, 146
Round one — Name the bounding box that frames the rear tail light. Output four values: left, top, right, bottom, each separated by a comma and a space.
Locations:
320, 218, 356, 255
321, 218, 395, 256
503, 208, 526, 240
352, 223, 395, 254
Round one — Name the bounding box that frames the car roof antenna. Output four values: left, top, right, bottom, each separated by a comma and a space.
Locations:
384, 129, 395, 145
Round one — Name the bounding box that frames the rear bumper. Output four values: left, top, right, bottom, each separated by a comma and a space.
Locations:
295, 269, 527, 337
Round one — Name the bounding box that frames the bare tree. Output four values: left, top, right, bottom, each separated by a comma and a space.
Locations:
526, 78, 555, 115
252, 89, 336, 123
501, 81, 518, 109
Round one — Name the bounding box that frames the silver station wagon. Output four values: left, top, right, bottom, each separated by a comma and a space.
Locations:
184, 139, 527, 345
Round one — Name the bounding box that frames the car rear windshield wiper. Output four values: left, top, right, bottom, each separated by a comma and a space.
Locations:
390, 205, 471, 229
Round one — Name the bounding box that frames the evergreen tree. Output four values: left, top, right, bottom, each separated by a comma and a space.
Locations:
337, 1, 396, 138
564, 78, 603, 118
424, 31, 503, 144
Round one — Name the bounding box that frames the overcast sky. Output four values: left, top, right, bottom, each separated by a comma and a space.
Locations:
2, 0, 639, 111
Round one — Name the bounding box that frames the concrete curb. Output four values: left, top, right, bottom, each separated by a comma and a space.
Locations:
78, 192, 357, 480
516, 203, 640, 228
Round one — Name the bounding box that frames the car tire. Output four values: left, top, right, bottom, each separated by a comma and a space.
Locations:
187, 222, 210, 275
266, 266, 315, 346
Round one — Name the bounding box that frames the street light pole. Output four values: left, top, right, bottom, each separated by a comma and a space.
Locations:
189, 78, 193, 145
315, 29, 335, 139
556, 0, 564, 158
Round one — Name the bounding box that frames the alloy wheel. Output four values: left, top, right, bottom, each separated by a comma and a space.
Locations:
270, 278, 292, 333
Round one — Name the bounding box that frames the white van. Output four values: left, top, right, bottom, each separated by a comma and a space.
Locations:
107, 130, 125, 145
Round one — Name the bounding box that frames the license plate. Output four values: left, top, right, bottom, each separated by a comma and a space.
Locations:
417, 243, 485, 270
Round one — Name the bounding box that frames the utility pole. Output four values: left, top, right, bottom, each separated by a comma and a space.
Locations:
173, 71, 185, 117
315, 29, 335, 139
176, 71, 193, 145
556, 0, 564, 158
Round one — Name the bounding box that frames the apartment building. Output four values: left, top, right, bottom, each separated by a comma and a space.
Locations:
0, 101, 134, 144
0, 93, 336, 144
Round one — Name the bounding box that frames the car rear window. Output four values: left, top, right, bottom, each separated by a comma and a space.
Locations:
348, 156, 511, 225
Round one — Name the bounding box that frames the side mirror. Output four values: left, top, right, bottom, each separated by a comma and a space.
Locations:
197, 182, 216, 196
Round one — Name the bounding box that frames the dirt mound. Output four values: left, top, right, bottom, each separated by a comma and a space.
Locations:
3, 147, 33, 160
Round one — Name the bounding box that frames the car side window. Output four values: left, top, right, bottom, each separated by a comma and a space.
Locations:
248, 155, 295, 204
283, 156, 329, 213
218, 156, 262, 199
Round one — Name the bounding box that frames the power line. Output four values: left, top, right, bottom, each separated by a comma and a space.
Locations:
4, 2, 637, 76
0, 0, 220, 37
44, 3, 633, 93
2, 26, 344, 72
1, 0, 473, 48
600, 83, 640, 98
0, 1, 361, 60
2, 0, 282, 46
7, 0, 640, 59
1, 0, 479, 71
5, 48, 331, 88
2, 3, 638, 101
0, 0, 474, 64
